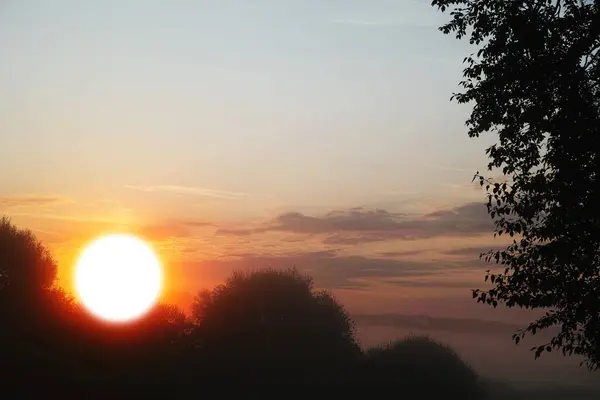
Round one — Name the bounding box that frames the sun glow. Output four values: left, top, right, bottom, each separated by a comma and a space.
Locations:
74, 233, 163, 322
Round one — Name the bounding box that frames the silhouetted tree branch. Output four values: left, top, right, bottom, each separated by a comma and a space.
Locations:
433, 0, 600, 368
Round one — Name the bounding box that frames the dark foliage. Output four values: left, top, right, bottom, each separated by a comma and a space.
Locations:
432, 0, 600, 367
362, 335, 483, 398
190, 267, 362, 383
0, 216, 57, 293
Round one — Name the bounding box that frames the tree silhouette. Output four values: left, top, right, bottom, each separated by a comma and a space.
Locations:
0, 217, 197, 396
432, 0, 600, 367
363, 335, 483, 398
0, 215, 59, 338
76, 302, 194, 396
0, 216, 57, 293
191, 267, 361, 383
0, 217, 81, 395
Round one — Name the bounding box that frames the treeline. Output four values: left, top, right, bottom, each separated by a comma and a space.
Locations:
0, 218, 483, 397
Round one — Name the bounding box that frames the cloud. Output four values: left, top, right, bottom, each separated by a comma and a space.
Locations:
218, 202, 492, 244
331, 18, 403, 26
136, 220, 213, 241
14, 214, 213, 246
124, 185, 248, 200
426, 163, 473, 173
443, 245, 504, 257
0, 195, 67, 210
181, 250, 444, 290
379, 250, 425, 257
378, 279, 480, 289
353, 313, 523, 335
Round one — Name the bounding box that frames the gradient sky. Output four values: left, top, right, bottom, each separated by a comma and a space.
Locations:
0, 0, 518, 314
3, 0, 590, 383
1, 0, 490, 211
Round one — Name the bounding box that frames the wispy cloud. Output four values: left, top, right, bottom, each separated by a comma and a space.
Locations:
353, 313, 524, 335
136, 220, 213, 242
425, 163, 473, 173
379, 249, 426, 258
124, 185, 248, 200
442, 245, 504, 257
330, 18, 404, 26
0, 195, 69, 210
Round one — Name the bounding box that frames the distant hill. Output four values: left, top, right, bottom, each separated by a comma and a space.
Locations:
482, 378, 600, 400
352, 313, 524, 335
353, 314, 600, 388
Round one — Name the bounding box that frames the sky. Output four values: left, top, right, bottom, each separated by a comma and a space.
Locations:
1, 0, 594, 383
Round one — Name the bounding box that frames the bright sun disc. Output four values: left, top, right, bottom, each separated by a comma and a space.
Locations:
74, 233, 163, 322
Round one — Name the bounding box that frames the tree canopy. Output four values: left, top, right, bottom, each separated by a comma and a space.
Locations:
191, 267, 361, 382
432, 0, 600, 367
364, 335, 482, 398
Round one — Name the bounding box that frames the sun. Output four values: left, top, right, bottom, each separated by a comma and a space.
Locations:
74, 233, 163, 323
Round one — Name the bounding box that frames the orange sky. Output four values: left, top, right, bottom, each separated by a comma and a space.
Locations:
2, 191, 516, 323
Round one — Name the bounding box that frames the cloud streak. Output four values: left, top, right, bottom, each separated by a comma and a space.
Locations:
330, 18, 404, 26
124, 185, 248, 200
0, 195, 68, 210
353, 313, 524, 335
442, 245, 504, 257
136, 220, 213, 241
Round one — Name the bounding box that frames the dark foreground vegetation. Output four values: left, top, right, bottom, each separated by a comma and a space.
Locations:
0, 217, 482, 397
3, 219, 599, 399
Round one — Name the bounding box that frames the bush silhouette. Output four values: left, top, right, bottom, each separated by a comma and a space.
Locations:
363, 335, 484, 398
191, 267, 361, 382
